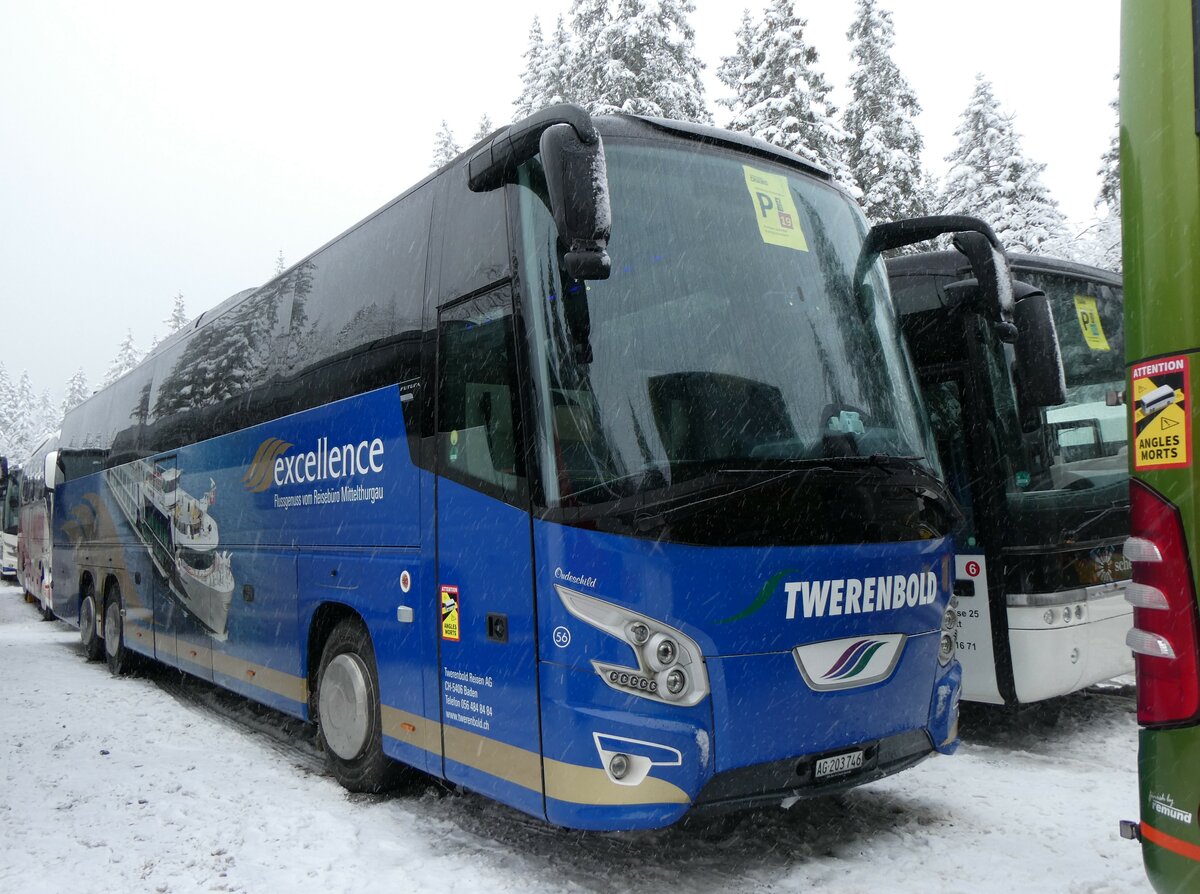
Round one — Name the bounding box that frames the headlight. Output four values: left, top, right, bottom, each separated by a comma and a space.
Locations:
938, 632, 955, 664
556, 585, 710, 707
939, 597, 957, 666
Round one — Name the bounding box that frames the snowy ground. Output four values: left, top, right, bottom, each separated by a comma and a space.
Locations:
0, 583, 1148, 893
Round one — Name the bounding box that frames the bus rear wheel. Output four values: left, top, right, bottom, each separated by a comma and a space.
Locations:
79, 585, 104, 662
103, 585, 131, 676
315, 619, 399, 793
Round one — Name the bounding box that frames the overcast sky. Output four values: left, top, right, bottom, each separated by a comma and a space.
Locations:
0, 0, 1120, 405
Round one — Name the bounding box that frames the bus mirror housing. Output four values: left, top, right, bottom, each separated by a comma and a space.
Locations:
1012, 284, 1067, 409
540, 124, 612, 280
45, 450, 61, 492
467, 104, 611, 280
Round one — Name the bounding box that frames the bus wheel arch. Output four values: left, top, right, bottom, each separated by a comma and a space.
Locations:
78, 573, 103, 662
311, 611, 399, 792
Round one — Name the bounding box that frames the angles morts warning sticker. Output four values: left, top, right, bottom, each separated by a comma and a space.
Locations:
440, 585, 460, 641
1132, 354, 1191, 471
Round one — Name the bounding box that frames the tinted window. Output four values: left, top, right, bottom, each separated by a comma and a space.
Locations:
437, 174, 509, 302
437, 286, 525, 502
147, 283, 290, 452
283, 186, 431, 379
275, 186, 432, 437
61, 388, 113, 481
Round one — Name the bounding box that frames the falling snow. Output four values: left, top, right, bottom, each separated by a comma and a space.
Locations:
0, 584, 1147, 893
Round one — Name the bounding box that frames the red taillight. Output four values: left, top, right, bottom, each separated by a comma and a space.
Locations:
1126, 480, 1200, 726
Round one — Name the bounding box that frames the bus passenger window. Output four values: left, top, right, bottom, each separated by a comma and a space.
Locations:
437, 287, 526, 500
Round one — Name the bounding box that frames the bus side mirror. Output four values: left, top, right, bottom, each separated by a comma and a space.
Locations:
951, 230, 1014, 326
466, 104, 611, 281
540, 124, 611, 280
0, 457, 7, 485
45, 450, 61, 492
1013, 286, 1067, 409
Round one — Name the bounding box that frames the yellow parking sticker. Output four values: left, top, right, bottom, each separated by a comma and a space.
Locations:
1132, 355, 1191, 470
1074, 295, 1111, 351
743, 166, 808, 252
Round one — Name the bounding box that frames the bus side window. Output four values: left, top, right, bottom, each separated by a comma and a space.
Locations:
437, 286, 526, 502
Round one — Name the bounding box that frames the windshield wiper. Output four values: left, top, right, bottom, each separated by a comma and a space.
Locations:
630, 455, 955, 533
1062, 502, 1127, 543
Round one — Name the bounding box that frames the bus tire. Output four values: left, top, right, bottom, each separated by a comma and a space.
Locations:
103, 585, 131, 676
80, 585, 104, 662
315, 619, 398, 793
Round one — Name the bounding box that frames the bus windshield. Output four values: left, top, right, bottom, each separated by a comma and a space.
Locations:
1025, 270, 1127, 491
517, 139, 941, 517
2, 478, 18, 535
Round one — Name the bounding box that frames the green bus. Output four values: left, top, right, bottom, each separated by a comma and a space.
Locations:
1119, 1, 1200, 889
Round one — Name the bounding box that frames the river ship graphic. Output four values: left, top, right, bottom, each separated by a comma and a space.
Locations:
106, 459, 235, 637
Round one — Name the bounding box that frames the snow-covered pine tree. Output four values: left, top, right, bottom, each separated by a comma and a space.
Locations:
431, 121, 460, 169
516, 16, 579, 118
165, 292, 189, 334
61, 368, 89, 418
102, 329, 143, 387
569, 0, 611, 110
516, 18, 547, 116
275, 250, 287, 275
718, 0, 854, 190
588, 0, 711, 122
36, 390, 59, 439
843, 0, 931, 224
473, 114, 495, 144
8, 372, 41, 459
1092, 79, 1122, 271
940, 75, 1068, 255
716, 10, 755, 117
0, 363, 13, 457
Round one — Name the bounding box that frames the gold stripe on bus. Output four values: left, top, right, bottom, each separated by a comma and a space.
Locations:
153, 635, 179, 660
381, 705, 443, 756
543, 757, 691, 806
175, 639, 216, 674
443, 724, 543, 794
211, 651, 308, 704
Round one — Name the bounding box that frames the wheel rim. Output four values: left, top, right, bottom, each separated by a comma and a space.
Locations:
80, 596, 96, 645
104, 600, 121, 660
319, 653, 372, 760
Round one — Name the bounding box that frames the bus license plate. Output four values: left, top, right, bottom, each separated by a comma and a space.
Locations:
815, 750, 864, 779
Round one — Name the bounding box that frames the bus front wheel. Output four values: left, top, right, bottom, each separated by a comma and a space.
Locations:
315, 619, 398, 793
80, 584, 104, 662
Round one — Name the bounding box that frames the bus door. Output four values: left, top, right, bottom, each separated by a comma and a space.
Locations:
434, 285, 545, 818
921, 370, 1005, 704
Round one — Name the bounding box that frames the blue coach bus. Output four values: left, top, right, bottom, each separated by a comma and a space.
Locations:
51, 106, 1041, 830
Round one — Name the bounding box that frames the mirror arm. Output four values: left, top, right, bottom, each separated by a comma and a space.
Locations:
863, 215, 1001, 257
468, 104, 599, 192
